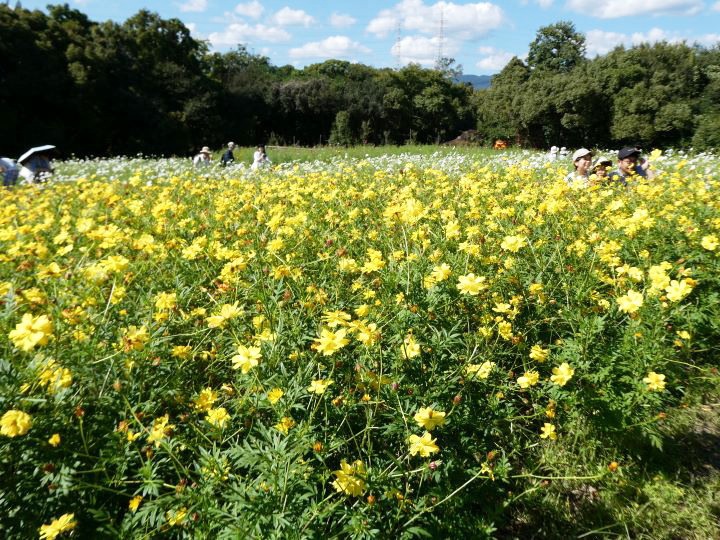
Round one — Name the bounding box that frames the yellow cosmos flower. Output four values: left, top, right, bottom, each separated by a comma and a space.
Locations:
331, 459, 367, 496
643, 371, 666, 391
267, 388, 284, 404
354, 321, 379, 346
430, 263, 452, 282
413, 407, 446, 431
1, 410, 33, 437
39, 513, 76, 540
172, 345, 193, 359
231, 345, 262, 373
529, 344, 549, 362
206, 407, 230, 428
154, 292, 177, 310
206, 302, 243, 328
465, 361, 495, 379
322, 310, 351, 328
308, 379, 334, 394
194, 387, 218, 411
166, 507, 188, 527
701, 234, 718, 251
274, 416, 295, 434
665, 279, 693, 302
617, 290, 643, 314
402, 334, 421, 359
121, 325, 149, 352
517, 371, 540, 389
456, 273, 487, 296
147, 414, 175, 447
540, 423, 557, 440
408, 431, 440, 457
9, 313, 53, 351
500, 235, 527, 252
128, 495, 143, 512
314, 328, 349, 356
550, 363, 575, 387
48, 433, 61, 447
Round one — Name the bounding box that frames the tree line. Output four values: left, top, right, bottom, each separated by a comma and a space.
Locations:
1, 4, 718, 157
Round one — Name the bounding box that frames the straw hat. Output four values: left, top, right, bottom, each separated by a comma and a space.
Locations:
200, 146, 211, 154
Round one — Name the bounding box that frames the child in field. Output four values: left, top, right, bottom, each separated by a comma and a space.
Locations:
251, 145, 271, 170
589, 156, 612, 184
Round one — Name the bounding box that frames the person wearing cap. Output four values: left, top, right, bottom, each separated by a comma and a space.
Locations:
193, 146, 212, 167
590, 156, 612, 183
609, 147, 654, 184
564, 148, 593, 188
547, 145, 559, 161
220, 142, 236, 166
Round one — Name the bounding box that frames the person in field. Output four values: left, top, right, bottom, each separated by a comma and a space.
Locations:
0, 157, 20, 187
220, 142, 235, 166
193, 146, 212, 167
19, 150, 55, 183
251, 145, 271, 170
564, 148, 593, 188
590, 156, 612, 183
609, 147, 655, 184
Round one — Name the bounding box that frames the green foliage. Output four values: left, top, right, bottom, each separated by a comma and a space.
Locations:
527, 21, 586, 73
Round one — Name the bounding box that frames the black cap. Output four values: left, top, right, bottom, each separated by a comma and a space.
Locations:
618, 147, 641, 160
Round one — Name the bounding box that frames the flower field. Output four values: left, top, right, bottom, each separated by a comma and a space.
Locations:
2, 150, 720, 538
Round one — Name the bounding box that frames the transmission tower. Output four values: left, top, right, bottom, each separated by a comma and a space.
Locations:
436, 6, 445, 67
395, 20, 402, 69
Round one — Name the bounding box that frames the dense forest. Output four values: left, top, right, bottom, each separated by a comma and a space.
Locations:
1, 4, 719, 157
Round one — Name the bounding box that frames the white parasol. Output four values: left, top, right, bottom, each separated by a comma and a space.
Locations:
18, 145, 57, 164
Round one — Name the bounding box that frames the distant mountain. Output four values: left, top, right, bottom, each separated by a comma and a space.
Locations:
455, 74, 493, 89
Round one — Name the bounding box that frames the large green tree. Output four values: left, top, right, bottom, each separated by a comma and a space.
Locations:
527, 21, 586, 73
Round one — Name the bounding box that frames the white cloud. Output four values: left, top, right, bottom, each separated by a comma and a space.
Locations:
289, 36, 371, 59
330, 12, 357, 28
208, 23, 291, 47
272, 7, 315, 27
536, 0, 554, 6
713, 1, 720, 10
390, 35, 461, 66
475, 46, 515, 72
586, 27, 720, 56
234, 1, 264, 19
179, 0, 207, 13
367, 0, 504, 41
697, 34, 720, 46
566, 0, 703, 19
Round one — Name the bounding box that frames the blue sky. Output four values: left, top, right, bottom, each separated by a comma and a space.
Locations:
19, 0, 720, 74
